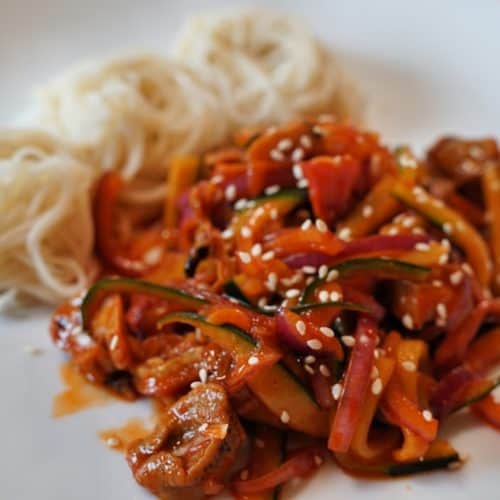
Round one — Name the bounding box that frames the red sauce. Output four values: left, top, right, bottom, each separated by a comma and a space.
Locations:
99, 417, 152, 453
52, 363, 115, 417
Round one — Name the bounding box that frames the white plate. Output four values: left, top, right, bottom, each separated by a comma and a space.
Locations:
1, 1, 499, 499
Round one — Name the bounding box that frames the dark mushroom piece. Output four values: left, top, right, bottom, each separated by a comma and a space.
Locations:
127, 383, 247, 498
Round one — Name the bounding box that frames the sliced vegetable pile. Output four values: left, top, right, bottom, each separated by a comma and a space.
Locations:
50, 119, 500, 499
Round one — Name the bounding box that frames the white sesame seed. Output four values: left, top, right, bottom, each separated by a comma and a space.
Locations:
422, 410, 433, 422
265, 185, 280, 195
436, 303, 447, 319
402, 216, 416, 228
296, 320, 306, 336
432, 280, 443, 287
371, 378, 383, 395
199, 368, 208, 383
402, 361, 417, 372
307, 339, 323, 350
402, 314, 414, 330
190, 381, 202, 389
442, 222, 453, 234
266, 272, 278, 291
412, 227, 425, 235
211, 174, 224, 184
362, 205, 374, 218
305, 365, 315, 375
338, 227, 352, 241
240, 469, 249, 480
412, 186, 426, 197
318, 290, 329, 303
270, 149, 285, 162
270, 208, 279, 220
462, 263, 473, 275
248, 356, 259, 366
301, 219, 312, 230
238, 252, 251, 264
109, 335, 119, 351
258, 297, 268, 308
277, 138, 293, 151
261, 250, 275, 261
250, 243, 262, 257
341, 335, 355, 347
241, 226, 252, 238
300, 135, 313, 148
198, 423, 209, 432
318, 265, 328, 279
329, 291, 342, 302
280, 411, 290, 424
297, 178, 309, 188
320, 326, 334, 338
234, 198, 248, 210
387, 227, 399, 235
292, 164, 304, 179
331, 383, 343, 400
254, 206, 265, 217
327, 269, 339, 282
225, 184, 236, 201
415, 242, 431, 252
319, 364, 331, 377
302, 265, 317, 275
315, 219, 328, 233
292, 148, 305, 162
256, 438, 265, 448
286, 288, 301, 298
306, 277, 314, 285
143, 246, 163, 265
304, 355, 316, 364
439, 253, 449, 265
221, 228, 234, 240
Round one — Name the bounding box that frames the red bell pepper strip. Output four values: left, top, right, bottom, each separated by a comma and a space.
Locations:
465, 327, 500, 375
328, 317, 378, 452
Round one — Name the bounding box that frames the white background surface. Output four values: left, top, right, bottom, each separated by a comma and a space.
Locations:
1, 1, 500, 499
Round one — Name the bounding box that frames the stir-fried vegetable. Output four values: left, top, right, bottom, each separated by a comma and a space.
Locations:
50, 118, 500, 498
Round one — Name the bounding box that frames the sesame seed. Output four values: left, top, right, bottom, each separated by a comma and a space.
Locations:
442, 222, 453, 234
301, 219, 312, 230
307, 339, 323, 350
402, 361, 417, 372
280, 411, 290, 424
338, 227, 352, 241
318, 265, 328, 279
305, 365, 315, 375
286, 288, 301, 298
225, 184, 236, 201
190, 381, 202, 389
265, 185, 280, 195
251, 243, 262, 257
387, 227, 399, 235
331, 383, 343, 400
362, 205, 374, 218
234, 198, 248, 210
412, 227, 425, 235
412, 186, 426, 197
302, 265, 317, 275
238, 252, 251, 264
221, 228, 234, 240
462, 263, 473, 275
248, 356, 259, 366
318, 290, 330, 303
240, 469, 249, 480
211, 174, 224, 184
199, 423, 208, 432
261, 250, 275, 261
315, 219, 328, 233
291, 148, 305, 162
306, 276, 314, 285
300, 135, 313, 148
254, 206, 265, 217
436, 303, 447, 319
320, 326, 334, 338
319, 364, 331, 377
241, 226, 252, 238
198, 368, 208, 383
256, 438, 265, 448
422, 410, 433, 422
327, 269, 339, 282
270, 208, 279, 220
432, 280, 443, 287
296, 320, 306, 336
258, 297, 268, 308
277, 138, 293, 151
402, 216, 416, 228
270, 149, 285, 162
371, 378, 383, 395
305, 355, 316, 364
297, 178, 309, 188
341, 335, 355, 347
143, 246, 163, 265
266, 272, 278, 291
292, 164, 304, 179
109, 335, 118, 351
439, 253, 449, 265
314, 455, 323, 467
329, 291, 342, 302
312, 125, 325, 135
415, 242, 431, 251
402, 314, 414, 330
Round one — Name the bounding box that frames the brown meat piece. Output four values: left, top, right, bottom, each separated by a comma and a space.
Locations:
127, 383, 247, 498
